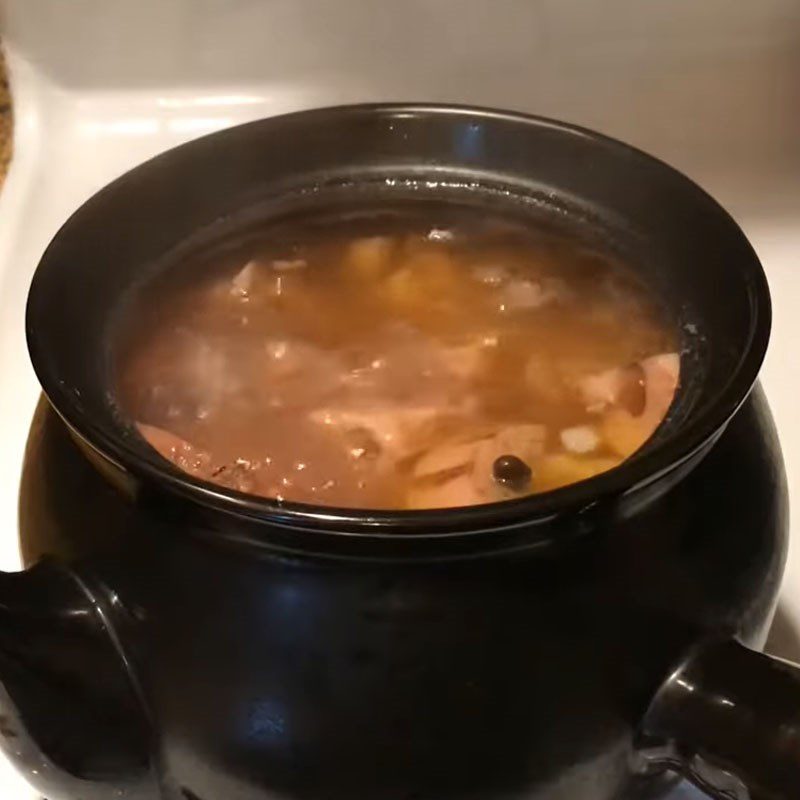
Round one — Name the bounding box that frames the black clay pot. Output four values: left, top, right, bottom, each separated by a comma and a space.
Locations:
3, 105, 796, 800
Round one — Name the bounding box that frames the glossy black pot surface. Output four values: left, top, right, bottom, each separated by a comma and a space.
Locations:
2, 105, 795, 800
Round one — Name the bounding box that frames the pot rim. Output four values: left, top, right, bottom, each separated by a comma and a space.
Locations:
27, 102, 771, 541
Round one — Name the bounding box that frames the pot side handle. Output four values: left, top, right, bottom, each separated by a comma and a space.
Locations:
639, 639, 800, 800
0, 559, 153, 798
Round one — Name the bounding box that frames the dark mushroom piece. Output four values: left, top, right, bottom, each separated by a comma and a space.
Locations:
492, 454, 532, 492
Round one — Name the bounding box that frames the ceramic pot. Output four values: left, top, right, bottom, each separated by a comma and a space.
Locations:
6, 105, 796, 800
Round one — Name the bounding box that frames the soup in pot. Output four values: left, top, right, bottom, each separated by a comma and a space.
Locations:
116, 205, 679, 509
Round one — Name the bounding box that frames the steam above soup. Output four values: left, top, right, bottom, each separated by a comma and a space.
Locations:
116, 205, 679, 509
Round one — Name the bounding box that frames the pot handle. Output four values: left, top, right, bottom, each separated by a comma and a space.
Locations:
638, 638, 800, 800
0, 559, 153, 797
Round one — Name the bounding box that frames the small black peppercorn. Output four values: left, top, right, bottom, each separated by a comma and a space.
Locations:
492, 454, 532, 492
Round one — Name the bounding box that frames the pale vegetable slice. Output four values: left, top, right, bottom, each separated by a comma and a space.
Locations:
641, 352, 680, 412
413, 440, 479, 478
601, 352, 680, 457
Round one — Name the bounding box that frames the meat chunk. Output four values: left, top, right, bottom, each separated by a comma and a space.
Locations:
578, 363, 645, 414
500, 279, 548, 310
261, 339, 346, 408
338, 327, 487, 410
310, 405, 445, 459
500, 277, 566, 311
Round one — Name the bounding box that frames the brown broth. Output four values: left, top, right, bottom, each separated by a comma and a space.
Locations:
116, 207, 679, 509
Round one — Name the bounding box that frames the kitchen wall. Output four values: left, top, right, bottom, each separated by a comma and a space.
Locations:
3, 0, 800, 222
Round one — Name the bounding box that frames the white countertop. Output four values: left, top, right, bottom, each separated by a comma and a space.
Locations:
0, 1, 798, 797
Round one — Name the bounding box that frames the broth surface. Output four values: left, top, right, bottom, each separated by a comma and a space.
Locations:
117, 206, 679, 509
